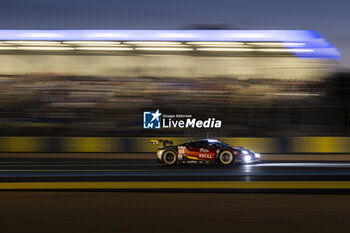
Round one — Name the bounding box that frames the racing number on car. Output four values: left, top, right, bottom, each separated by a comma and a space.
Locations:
178, 146, 185, 155
178, 146, 186, 160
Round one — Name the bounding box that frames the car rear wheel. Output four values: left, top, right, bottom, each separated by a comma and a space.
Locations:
218, 150, 235, 165
162, 150, 178, 165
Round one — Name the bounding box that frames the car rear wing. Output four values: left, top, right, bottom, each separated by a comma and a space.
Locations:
150, 139, 173, 147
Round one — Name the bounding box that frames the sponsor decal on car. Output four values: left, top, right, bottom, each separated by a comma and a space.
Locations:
199, 148, 209, 152
199, 154, 212, 159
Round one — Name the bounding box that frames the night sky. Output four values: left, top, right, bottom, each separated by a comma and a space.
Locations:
0, 0, 349, 68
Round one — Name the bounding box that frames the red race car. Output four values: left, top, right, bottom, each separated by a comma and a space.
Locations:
151, 139, 261, 165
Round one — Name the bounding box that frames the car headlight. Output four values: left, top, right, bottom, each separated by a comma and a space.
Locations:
244, 155, 252, 163
242, 150, 248, 155
255, 153, 261, 158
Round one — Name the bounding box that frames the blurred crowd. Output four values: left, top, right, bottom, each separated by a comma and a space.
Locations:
0, 73, 348, 137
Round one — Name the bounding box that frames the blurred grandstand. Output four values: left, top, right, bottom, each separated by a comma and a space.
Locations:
0, 29, 347, 137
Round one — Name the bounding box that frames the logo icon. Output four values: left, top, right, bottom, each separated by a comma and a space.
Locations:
143, 109, 162, 129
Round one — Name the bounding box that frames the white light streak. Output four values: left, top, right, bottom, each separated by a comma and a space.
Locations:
76, 47, 133, 51
135, 47, 192, 51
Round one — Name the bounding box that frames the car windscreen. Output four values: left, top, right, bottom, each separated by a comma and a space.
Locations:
213, 142, 231, 148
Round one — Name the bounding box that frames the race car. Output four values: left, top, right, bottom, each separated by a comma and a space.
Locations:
151, 139, 261, 165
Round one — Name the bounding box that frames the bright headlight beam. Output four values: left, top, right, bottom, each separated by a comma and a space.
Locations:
244, 155, 252, 163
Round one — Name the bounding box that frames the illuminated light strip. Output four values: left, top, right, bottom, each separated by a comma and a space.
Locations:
73, 44, 128, 47
0, 30, 339, 59
76, 47, 133, 51
257, 48, 314, 52
0, 30, 334, 42
275, 93, 319, 96
0, 47, 314, 53
5, 41, 62, 45
281, 43, 306, 46
17, 47, 75, 50
127, 44, 187, 47
125, 41, 182, 45
63, 41, 121, 45
248, 42, 306, 46
155, 33, 196, 38
290, 49, 314, 52
0, 47, 17, 50
186, 41, 244, 45
0, 181, 350, 189
135, 47, 192, 51
197, 48, 255, 52
224, 32, 269, 39
84, 33, 127, 38
189, 44, 248, 47
21, 33, 62, 38
197, 48, 313, 52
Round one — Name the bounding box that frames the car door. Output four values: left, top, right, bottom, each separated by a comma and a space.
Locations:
186, 141, 215, 161
185, 141, 201, 160
198, 141, 216, 161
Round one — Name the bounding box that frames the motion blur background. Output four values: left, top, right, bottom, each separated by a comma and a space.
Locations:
0, 0, 348, 148
0, 31, 347, 140
1, 2, 350, 233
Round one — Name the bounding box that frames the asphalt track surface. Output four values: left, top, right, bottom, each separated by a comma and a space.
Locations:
1, 192, 350, 233
1, 157, 350, 191
1, 156, 350, 233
